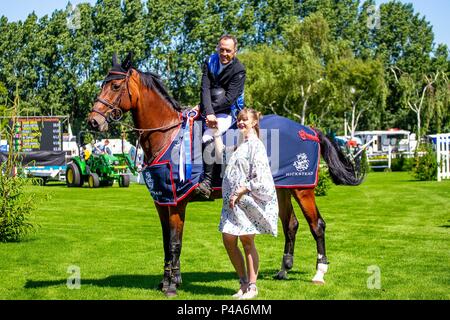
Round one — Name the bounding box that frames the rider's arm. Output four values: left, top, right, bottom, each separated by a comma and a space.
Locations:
200, 61, 214, 116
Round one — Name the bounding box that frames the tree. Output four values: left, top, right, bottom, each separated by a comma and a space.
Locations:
0, 0, 444, 138
374, 1, 434, 130
299, 0, 360, 45
327, 57, 386, 137
240, 14, 330, 123
0, 81, 8, 130
427, 44, 450, 133
398, 71, 440, 142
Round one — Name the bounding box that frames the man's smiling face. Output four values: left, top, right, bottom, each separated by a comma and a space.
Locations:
217, 38, 236, 65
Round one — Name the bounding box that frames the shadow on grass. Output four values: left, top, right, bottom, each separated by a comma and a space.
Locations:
25, 272, 233, 296
24, 269, 309, 296
41, 183, 67, 187
438, 220, 450, 228
259, 269, 308, 281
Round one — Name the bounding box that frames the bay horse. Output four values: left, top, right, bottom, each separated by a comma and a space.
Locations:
87, 53, 364, 297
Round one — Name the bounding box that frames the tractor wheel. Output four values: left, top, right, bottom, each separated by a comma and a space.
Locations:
88, 173, 100, 188
119, 174, 130, 188
66, 163, 82, 187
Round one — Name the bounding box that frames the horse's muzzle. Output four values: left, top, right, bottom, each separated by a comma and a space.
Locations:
88, 113, 108, 132
89, 118, 99, 129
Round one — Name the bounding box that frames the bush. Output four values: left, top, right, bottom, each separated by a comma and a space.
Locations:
0, 158, 41, 242
391, 154, 415, 172
359, 149, 369, 175
411, 143, 438, 181
0, 98, 42, 242
315, 165, 332, 196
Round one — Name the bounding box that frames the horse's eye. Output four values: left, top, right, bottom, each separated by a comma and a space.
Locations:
111, 83, 121, 91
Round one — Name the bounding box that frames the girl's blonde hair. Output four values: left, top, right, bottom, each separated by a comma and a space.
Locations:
237, 108, 262, 137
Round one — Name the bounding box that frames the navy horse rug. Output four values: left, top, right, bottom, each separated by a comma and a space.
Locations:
142, 113, 320, 206
258, 114, 320, 188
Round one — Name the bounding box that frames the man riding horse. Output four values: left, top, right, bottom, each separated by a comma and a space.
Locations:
196, 34, 245, 200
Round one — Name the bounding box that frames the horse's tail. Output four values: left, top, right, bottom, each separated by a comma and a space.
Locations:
316, 129, 366, 186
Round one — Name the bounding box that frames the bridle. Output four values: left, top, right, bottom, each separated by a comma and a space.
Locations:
92, 70, 130, 123
92, 68, 183, 164
93, 69, 182, 132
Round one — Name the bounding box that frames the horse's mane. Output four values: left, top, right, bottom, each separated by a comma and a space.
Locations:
137, 70, 182, 111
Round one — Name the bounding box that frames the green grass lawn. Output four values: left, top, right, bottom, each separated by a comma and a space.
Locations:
0, 172, 449, 300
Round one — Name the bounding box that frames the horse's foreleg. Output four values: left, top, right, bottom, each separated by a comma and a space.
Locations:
156, 204, 171, 292
291, 189, 329, 284
165, 203, 187, 297
275, 189, 299, 280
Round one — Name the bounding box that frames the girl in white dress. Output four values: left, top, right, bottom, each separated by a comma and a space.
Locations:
212, 108, 278, 299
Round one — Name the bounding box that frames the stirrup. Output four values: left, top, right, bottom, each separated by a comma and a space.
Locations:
195, 181, 212, 199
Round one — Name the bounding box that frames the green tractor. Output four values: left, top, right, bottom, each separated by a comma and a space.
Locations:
66, 132, 138, 188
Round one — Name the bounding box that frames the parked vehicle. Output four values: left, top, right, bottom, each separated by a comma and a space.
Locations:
354, 129, 417, 154
66, 131, 138, 188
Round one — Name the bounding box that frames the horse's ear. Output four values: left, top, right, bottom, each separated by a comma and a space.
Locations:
112, 53, 119, 66
121, 52, 133, 70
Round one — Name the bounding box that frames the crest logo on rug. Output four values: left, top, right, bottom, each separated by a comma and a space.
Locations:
293, 153, 310, 172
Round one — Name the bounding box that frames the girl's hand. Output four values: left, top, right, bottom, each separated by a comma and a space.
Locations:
229, 186, 249, 209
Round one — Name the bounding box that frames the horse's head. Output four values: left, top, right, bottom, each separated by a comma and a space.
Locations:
88, 52, 135, 131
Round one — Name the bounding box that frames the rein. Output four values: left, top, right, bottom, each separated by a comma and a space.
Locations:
121, 120, 182, 167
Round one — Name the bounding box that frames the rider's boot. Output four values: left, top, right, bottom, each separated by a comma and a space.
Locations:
196, 140, 215, 199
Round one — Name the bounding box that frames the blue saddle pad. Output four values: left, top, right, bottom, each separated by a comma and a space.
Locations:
141, 110, 204, 206
142, 113, 320, 206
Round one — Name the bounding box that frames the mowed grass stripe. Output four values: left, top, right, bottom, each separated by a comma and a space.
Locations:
0, 172, 448, 299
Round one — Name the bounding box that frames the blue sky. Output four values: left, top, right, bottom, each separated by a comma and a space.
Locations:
0, 0, 449, 47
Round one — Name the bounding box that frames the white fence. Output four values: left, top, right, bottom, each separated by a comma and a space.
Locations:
436, 134, 450, 182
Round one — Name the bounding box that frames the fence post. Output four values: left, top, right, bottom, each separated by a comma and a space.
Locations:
447, 135, 450, 180
436, 134, 450, 182
388, 145, 391, 169
437, 135, 442, 182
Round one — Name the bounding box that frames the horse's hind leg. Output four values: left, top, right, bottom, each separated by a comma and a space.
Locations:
291, 189, 329, 284
275, 189, 299, 280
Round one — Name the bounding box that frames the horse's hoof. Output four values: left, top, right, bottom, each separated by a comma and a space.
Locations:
274, 270, 288, 280
165, 284, 178, 297
311, 263, 328, 285
165, 289, 177, 297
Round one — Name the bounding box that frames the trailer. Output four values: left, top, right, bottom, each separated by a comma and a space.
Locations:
23, 165, 66, 184
353, 129, 418, 170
